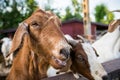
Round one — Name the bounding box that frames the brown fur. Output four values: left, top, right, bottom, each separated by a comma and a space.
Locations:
6, 9, 70, 80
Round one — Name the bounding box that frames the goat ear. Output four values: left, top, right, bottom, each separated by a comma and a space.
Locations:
9, 23, 28, 54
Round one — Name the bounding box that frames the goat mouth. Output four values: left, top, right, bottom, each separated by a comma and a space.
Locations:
52, 56, 67, 67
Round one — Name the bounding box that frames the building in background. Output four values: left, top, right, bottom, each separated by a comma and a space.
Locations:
0, 19, 108, 40
61, 19, 108, 40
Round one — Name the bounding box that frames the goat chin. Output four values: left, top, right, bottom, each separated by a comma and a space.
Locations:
73, 73, 80, 79
47, 66, 82, 79
47, 66, 73, 77
73, 73, 94, 80
47, 66, 62, 77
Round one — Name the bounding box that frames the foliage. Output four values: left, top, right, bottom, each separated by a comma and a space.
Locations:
62, 7, 74, 21
62, 0, 82, 21
71, 0, 81, 15
94, 3, 114, 24
0, 0, 83, 29
0, 0, 37, 29
101, 12, 114, 24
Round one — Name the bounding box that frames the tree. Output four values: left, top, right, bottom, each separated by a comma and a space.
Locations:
0, 0, 37, 29
62, 7, 74, 21
62, 0, 82, 21
94, 4, 114, 24
43, 0, 62, 19
71, 0, 82, 16
36, 0, 82, 22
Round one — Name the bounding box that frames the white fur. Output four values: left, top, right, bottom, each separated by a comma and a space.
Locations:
92, 25, 120, 63
47, 66, 79, 79
1, 37, 13, 66
47, 66, 59, 77
82, 43, 107, 80
73, 73, 80, 79
64, 34, 82, 46
47, 66, 68, 77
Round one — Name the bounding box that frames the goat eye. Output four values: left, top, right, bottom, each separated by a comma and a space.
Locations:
31, 22, 39, 26
77, 55, 83, 61
31, 21, 42, 28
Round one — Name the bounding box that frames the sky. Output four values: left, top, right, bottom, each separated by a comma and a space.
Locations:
36, 0, 120, 22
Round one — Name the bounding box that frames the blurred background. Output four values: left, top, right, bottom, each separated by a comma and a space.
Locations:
0, 0, 120, 50
0, 0, 120, 78
0, 0, 120, 29
0, 0, 120, 38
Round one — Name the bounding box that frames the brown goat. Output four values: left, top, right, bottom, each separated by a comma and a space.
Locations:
6, 9, 71, 80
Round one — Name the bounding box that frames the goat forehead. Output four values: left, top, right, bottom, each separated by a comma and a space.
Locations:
81, 43, 97, 70
26, 14, 60, 29
31, 10, 56, 20
25, 15, 46, 23
25, 11, 49, 22
81, 43, 95, 57
82, 43, 107, 77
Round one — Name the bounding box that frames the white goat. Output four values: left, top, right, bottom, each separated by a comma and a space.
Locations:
1, 37, 13, 66
92, 20, 120, 63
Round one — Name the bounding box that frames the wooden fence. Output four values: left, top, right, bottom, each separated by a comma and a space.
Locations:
0, 58, 120, 80
102, 58, 120, 80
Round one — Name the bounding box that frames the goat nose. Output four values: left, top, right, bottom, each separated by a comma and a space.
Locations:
102, 75, 109, 80
60, 48, 70, 59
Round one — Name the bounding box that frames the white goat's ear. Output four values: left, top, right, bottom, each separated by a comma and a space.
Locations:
9, 23, 28, 54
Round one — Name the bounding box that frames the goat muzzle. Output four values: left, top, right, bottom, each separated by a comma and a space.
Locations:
60, 48, 70, 60
51, 48, 70, 67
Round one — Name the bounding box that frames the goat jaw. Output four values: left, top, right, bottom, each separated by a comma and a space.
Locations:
52, 56, 66, 67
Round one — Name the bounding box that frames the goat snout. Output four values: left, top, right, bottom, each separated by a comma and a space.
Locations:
60, 48, 70, 60
102, 75, 109, 80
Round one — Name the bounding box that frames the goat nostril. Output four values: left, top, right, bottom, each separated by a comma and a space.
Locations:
60, 48, 70, 59
102, 75, 109, 80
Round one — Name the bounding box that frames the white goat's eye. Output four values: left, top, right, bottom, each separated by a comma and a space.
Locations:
77, 55, 83, 61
